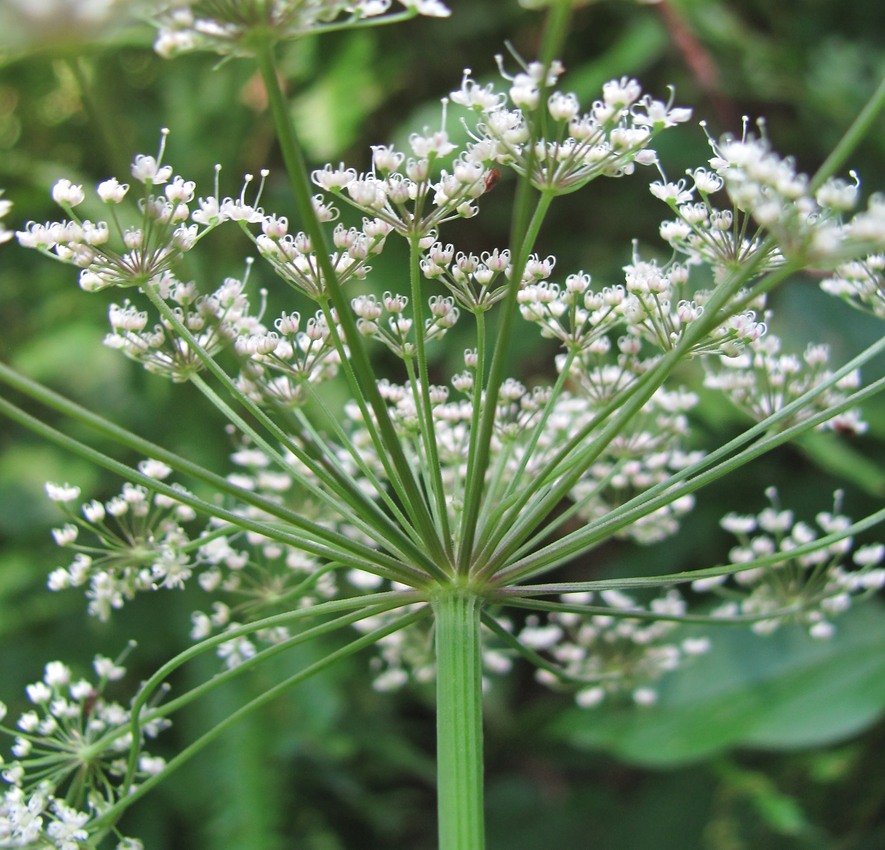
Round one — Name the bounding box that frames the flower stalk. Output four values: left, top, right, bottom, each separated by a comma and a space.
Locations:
433, 589, 486, 850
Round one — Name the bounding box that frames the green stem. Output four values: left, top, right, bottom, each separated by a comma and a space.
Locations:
434, 590, 486, 850
493, 501, 885, 597
474, 256, 792, 580
0, 391, 426, 584
456, 0, 572, 570
409, 234, 453, 551
495, 370, 885, 585
253, 40, 449, 570
458, 193, 554, 569
91, 607, 428, 830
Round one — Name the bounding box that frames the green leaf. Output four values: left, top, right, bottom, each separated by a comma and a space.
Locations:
549, 602, 885, 766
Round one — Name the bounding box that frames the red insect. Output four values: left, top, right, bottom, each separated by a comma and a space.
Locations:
484, 168, 501, 192
82, 689, 100, 721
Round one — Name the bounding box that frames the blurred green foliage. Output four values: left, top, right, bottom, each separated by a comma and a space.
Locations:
1, 1, 884, 847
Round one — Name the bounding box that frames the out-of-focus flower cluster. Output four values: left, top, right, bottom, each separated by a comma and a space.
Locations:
338, 369, 699, 545
694, 488, 885, 638
354, 589, 711, 708
44, 464, 199, 621
0, 191, 12, 245
0, 0, 148, 50
0, 656, 165, 850
822, 253, 885, 319
153, 0, 450, 58
704, 333, 867, 434
526, 590, 711, 708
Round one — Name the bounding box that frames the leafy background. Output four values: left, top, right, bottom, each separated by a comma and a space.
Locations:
1, 0, 884, 847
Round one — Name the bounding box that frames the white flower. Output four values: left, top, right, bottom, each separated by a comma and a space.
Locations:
402, 0, 451, 16
93, 655, 126, 681
373, 668, 409, 692
632, 687, 658, 706
131, 154, 173, 185
45, 482, 81, 503
854, 543, 885, 568
51, 524, 79, 546
138, 754, 166, 776
43, 662, 71, 688
575, 686, 605, 708
97, 177, 130, 204
51, 179, 85, 207
138, 458, 172, 480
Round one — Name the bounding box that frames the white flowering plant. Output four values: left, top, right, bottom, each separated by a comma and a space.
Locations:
1, 0, 885, 847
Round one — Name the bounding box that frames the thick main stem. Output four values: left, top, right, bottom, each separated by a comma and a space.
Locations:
434, 591, 485, 850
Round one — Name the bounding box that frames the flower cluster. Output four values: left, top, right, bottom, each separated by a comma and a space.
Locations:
308, 62, 691, 243
153, 0, 450, 58
15, 133, 229, 293
253, 212, 391, 300
420, 243, 514, 312
352, 290, 460, 356
451, 66, 691, 195
704, 333, 867, 433
517, 253, 767, 360
235, 308, 343, 407
821, 253, 885, 319
44, 464, 199, 621
652, 127, 885, 278
0, 656, 166, 850
311, 137, 498, 241
106, 272, 259, 382
522, 590, 711, 708
694, 488, 885, 638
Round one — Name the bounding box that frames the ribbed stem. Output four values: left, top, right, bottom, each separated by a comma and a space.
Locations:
434, 590, 485, 850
